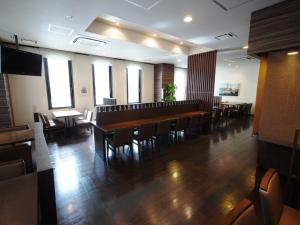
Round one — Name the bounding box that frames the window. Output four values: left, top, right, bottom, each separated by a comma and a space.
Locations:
174, 68, 187, 101
92, 64, 112, 105
127, 66, 141, 103
44, 58, 74, 109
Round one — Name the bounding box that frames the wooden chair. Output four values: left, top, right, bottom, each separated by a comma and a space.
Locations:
188, 114, 202, 135
222, 199, 261, 225
106, 128, 134, 154
75, 110, 93, 134
171, 117, 190, 141
134, 123, 156, 150
259, 168, 300, 225
39, 113, 65, 140
155, 120, 172, 143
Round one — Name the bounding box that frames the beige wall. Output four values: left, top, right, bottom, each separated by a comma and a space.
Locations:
8, 47, 154, 126
258, 50, 300, 146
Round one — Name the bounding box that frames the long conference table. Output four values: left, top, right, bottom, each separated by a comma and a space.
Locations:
92, 111, 208, 160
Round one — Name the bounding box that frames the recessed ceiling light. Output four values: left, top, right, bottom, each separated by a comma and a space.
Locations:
243, 45, 248, 49
66, 15, 73, 20
115, 22, 120, 26
153, 33, 157, 37
180, 41, 184, 45
287, 51, 299, 56
184, 15, 193, 23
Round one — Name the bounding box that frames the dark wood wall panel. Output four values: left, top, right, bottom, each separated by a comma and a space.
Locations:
0, 75, 13, 128
154, 63, 175, 102
187, 51, 217, 111
248, 0, 300, 55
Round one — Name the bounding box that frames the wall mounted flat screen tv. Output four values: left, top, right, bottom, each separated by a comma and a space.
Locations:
0, 45, 42, 76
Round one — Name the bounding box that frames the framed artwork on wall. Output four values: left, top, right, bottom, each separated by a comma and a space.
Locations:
219, 83, 240, 96
79, 83, 89, 96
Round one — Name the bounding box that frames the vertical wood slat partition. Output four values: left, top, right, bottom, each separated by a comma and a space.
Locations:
187, 50, 217, 111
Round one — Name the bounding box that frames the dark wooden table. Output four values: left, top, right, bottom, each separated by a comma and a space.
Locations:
0, 128, 34, 146
92, 111, 208, 160
0, 173, 37, 225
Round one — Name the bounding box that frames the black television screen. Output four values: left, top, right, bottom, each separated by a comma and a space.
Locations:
0, 46, 42, 76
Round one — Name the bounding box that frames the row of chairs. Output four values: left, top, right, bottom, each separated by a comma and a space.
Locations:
97, 100, 205, 112
105, 114, 211, 154
222, 169, 300, 225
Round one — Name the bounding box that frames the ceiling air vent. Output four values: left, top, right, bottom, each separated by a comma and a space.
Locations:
224, 55, 256, 63
215, 32, 237, 41
48, 24, 73, 36
124, 0, 161, 10
72, 36, 108, 48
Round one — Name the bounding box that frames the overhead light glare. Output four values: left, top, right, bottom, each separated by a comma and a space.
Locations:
243, 45, 248, 49
184, 15, 193, 23
115, 22, 120, 26
180, 41, 184, 45
153, 33, 157, 37
287, 51, 299, 56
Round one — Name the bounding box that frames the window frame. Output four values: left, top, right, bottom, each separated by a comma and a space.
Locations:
92, 64, 113, 106
126, 68, 142, 104
44, 58, 75, 110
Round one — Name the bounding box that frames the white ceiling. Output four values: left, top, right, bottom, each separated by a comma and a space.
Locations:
0, 0, 282, 67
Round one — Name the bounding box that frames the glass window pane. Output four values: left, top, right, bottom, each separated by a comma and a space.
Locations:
47, 58, 72, 108
94, 64, 110, 105
127, 67, 140, 103
174, 68, 187, 101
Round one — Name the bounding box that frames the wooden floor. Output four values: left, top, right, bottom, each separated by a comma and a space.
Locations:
48, 118, 259, 225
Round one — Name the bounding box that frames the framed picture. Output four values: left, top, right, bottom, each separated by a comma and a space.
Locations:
219, 83, 240, 96
79, 83, 89, 96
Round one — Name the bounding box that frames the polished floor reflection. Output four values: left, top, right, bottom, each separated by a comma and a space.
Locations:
48, 118, 257, 225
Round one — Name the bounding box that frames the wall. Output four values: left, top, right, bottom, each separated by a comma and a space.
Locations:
258, 50, 300, 146
154, 63, 174, 102
174, 68, 187, 101
214, 56, 260, 114
8, 47, 154, 126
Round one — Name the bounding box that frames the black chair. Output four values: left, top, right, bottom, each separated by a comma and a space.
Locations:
134, 123, 156, 150
39, 113, 65, 140
171, 117, 190, 141
155, 120, 172, 143
106, 128, 134, 154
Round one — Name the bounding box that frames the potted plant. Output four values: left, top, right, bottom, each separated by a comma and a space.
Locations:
163, 83, 177, 102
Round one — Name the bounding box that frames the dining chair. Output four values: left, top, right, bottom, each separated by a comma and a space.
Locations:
259, 168, 300, 225
73, 108, 88, 125
134, 123, 156, 150
171, 117, 190, 141
155, 120, 172, 143
222, 199, 261, 225
75, 110, 93, 134
106, 128, 134, 154
188, 114, 202, 135
39, 113, 65, 140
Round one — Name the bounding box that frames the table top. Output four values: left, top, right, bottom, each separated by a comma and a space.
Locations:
0, 173, 38, 225
92, 111, 208, 133
0, 128, 35, 146
52, 110, 82, 118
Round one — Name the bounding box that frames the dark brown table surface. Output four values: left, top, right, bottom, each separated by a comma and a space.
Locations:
0, 128, 34, 146
92, 111, 208, 133
0, 173, 38, 225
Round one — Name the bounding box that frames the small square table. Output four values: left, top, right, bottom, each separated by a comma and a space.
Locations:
52, 110, 82, 127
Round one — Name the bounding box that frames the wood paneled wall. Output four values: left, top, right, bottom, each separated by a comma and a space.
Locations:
187, 50, 217, 111
248, 0, 300, 55
154, 63, 174, 102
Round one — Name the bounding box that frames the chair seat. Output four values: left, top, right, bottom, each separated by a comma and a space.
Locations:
279, 206, 300, 225
75, 119, 90, 126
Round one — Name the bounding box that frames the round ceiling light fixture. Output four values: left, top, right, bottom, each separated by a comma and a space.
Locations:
287, 51, 299, 56
184, 15, 193, 23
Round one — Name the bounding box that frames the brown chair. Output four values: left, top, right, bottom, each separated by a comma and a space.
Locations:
0, 159, 26, 182
75, 110, 93, 134
39, 113, 65, 140
0, 125, 29, 133
106, 128, 134, 153
171, 117, 190, 141
222, 199, 261, 225
155, 120, 172, 143
259, 169, 300, 225
134, 123, 156, 149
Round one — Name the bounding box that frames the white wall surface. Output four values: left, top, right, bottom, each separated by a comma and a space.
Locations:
214, 56, 260, 114
174, 67, 187, 101
8, 47, 154, 126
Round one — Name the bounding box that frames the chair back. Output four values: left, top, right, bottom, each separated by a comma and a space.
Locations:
176, 117, 190, 131
86, 111, 93, 122
189, 115, 202, 128
222, 199, 259, 225
0, 159, 26, 182
156, 120, 172, 136
137, 123, 156, 141
83, 109, 88, 119
259, 169, 283, 225
111, 128, 133, 147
